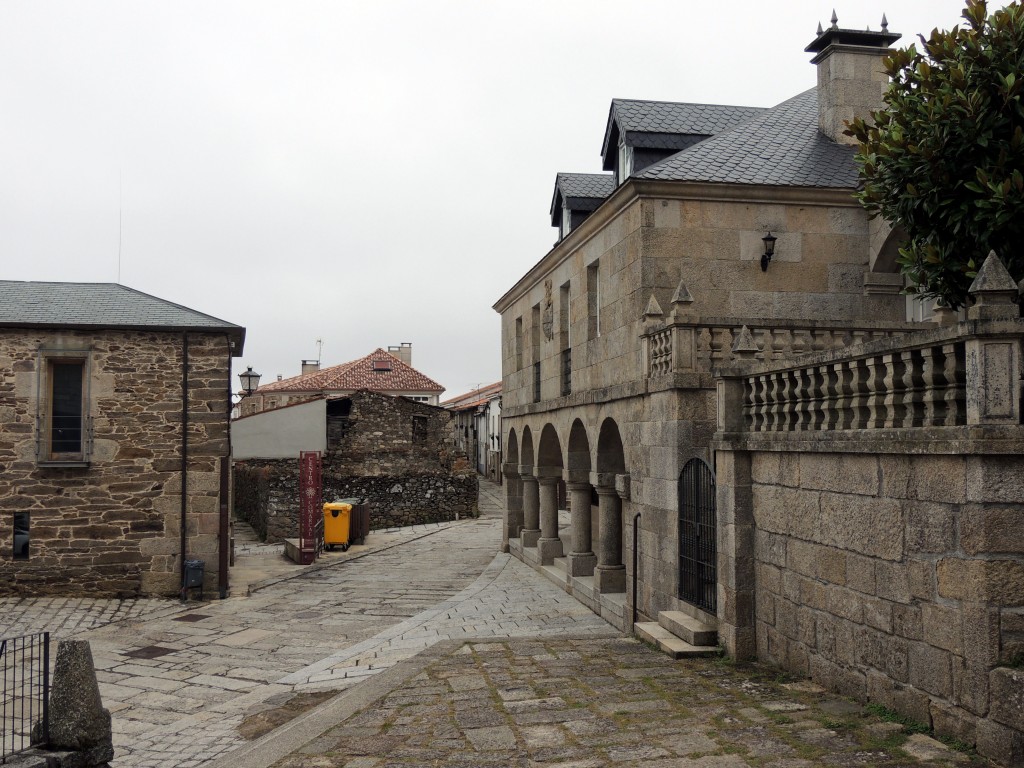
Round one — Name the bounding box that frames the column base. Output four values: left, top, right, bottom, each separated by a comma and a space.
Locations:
521, 529, 541, 548
538, 537, 564, 565
594, 565, 626, 594
568, 552, 597, 577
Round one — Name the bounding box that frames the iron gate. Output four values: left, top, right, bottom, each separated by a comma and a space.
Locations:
678, 458, 717, 612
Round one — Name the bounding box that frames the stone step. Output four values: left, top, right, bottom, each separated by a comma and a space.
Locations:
634, 622, 720, 660
552, 556, 568, 574
658, 611, 718, 647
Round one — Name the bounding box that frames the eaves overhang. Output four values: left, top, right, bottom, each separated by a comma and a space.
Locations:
0, 320, 246, 355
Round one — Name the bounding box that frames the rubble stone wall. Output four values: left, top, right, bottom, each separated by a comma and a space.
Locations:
0, 329, 231, 597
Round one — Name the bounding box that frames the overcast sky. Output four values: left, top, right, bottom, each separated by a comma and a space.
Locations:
0, 0, 969, 399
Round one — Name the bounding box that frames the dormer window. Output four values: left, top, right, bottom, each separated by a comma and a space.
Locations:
617, 140, 632, 184
372, 359, 392, 372
561, 205, 572, 238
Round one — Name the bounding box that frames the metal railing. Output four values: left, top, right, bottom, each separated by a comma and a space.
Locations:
1, 632, 49, 761
560, 348, 572, 396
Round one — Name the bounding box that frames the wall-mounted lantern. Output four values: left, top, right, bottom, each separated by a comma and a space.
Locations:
238, 367, 262, 397
761, 232, 778, 272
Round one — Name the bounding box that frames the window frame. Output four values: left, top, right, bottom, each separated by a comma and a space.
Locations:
36, 348, 92, 467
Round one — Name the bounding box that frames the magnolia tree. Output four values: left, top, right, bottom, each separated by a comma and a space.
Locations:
846, 0, 1024, 308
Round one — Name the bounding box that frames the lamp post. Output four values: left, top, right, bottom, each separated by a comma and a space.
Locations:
760, 232, 778, 272
238, 366, 262, 398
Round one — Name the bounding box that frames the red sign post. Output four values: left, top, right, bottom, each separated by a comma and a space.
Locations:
298, 451, 323, 565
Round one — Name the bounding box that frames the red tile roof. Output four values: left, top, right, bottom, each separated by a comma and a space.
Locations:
441, 381, 502, 411
257, 348, 444, 394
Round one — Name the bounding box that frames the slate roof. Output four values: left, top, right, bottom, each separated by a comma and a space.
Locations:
440, 381, 502, 411
0, 281, 245, 350
550, 173, 615, 222
636, 89, 859, 188
258, 348, 444, 395
602, 100, 766, 160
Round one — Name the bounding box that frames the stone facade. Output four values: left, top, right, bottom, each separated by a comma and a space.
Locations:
234, 390, 477, 542
711, 263, 1024, 765
0, 329, 232, 597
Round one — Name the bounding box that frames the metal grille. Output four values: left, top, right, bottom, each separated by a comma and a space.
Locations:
1, 632, 49, 760
533, 362, 541, 403
678, 458, 717, 612
560, 349, 572, 396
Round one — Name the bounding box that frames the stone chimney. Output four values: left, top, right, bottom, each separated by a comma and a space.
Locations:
388, 342, 412, 365
806, 11, 901, 144
301, 359, 319, 375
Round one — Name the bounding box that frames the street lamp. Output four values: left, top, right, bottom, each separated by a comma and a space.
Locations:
238, 367, 262, 397
760, 232, 778, 272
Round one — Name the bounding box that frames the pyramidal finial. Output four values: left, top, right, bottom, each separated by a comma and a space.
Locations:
671, 280, 694, 305
969, 251, 1017, 295
816, 21, 824, 35
881, 13, 888, 31
731, 325, 759, 359
967, 251, 1020, 319
643, 294, 664, 318
830, 9, 839, 29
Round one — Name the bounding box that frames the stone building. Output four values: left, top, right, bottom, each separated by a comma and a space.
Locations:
441, 382, 502, 480
495, 17, 1024, 763
233, 389, 476, 541
236, 344, 444, 417
0, 281, 244, 597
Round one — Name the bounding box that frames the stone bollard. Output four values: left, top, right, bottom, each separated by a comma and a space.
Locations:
48, 640, 114, 766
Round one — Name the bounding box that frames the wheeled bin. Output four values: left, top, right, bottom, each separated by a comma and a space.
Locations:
323, 502, 353, 551
339, 497, 371, 545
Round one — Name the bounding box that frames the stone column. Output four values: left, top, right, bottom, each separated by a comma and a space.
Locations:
537, 476, 563, 565
594, 485, 625, 593
502, 463, 523, 552
567, 482, 596, 576
520, 469, 541, 548
715, 448, 756, 661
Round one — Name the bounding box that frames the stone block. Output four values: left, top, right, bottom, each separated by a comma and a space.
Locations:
48, 640, 112, 751
952, 658, 991, 717
594, 565, 625, 594
976, 717, 1024, 766
819, 492, 904, 561
885, 636, 911, 683
845, 552, 876, 595
909, 642, 953, 698
922, 603, 963, 655
967, 455, 1024, 503
990, 667, 1024, 731
930, 701, 978, 746
937, 558, 1024, 605
906, 455, 967, 503
826, 587, 864, 624
960, 503, 1024, 556
787, 539, 845, 585
875, 560, 912, 604
755, 529, 786, 567
567, 552, 596, 577
905, 501, 956, 554
863, 597, 893, 633
800, 453, 878, 496
907, 559, 936, 601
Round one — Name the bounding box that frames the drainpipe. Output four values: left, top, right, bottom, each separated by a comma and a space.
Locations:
179, 333, 189, 600
632, 511, 641, 629
218, 338, 231, 599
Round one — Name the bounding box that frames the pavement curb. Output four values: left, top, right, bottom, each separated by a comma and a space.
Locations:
205, 639, 467, 768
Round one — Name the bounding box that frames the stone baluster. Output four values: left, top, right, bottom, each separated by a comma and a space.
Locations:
834, 362, 851, 429
921, 346, 945, 426
567, 482, 596, 577
865, 355, 886, 428
793, 368, 811, 430
900, 349, 923, 427
942, 342, 966, 426
822, 363, 840, 429
697, 327, 712, 365
811, 365, 827, 429
881, 352, 906, 428
850, 359, 871, 429
776, 372, 792, 431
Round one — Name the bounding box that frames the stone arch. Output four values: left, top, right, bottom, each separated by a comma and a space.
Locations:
567, 419, 592, 473
505, 427, 519, 467
537, 423, 564, 471
869, 221, 908, 274
596, 418, 626, 474
521, 425, 535, 470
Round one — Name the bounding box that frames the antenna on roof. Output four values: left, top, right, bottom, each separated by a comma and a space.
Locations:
315, 338, 323, 364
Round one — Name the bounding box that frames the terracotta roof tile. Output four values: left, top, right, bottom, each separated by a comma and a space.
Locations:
441, 382, 502, 411
258, 348, 443, 394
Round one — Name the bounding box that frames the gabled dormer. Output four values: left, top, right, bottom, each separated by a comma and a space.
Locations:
600, 99, 766, 185
550, 172, 615, 241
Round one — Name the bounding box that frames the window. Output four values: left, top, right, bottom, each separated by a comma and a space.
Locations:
515, 317, 523, 370
617, 141, 632, 184
560, 282, 571, 396
37, 350, 91, 465
532, 303, 541, 402
587, 262, 601, 339
13, 513, 29, 560
326, 398, 352, 449
561, 205, 572, 239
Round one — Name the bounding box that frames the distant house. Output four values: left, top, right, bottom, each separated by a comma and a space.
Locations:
0, 281, 244, 597
236, 343, 444, 417
441, 382, 502, 480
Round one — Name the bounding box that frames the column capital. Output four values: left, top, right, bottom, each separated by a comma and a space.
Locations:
537, 475, 560, 487
595, 485, 619, 497
566, 482, 591, 492
519, 465, 536, 479
502, 463, 520, 479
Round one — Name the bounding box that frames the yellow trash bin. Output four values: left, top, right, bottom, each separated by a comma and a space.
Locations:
323, 502, 353, 551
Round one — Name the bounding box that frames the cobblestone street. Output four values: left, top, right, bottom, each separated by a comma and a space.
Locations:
3, 481, 982, 767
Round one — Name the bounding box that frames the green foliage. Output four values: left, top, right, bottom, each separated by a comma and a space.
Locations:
846, 0, 1024, 308
864, 703, 930, 734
